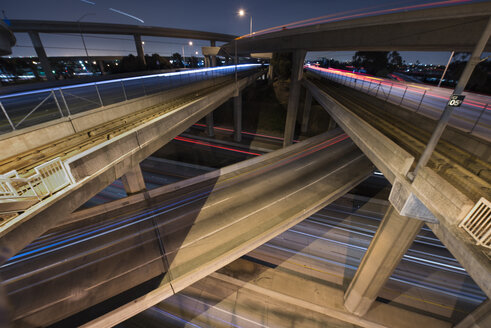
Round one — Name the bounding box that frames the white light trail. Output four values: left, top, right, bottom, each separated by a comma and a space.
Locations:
80, 0, 96, 4
109, 8, 144, 23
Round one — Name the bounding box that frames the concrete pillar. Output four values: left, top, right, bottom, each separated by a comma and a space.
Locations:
121, 165, 146, 195
97, 60, 106, 75
234, 91, 242, 142
267, 63, 274, 84
344, 205, 423, 316
210, 40, 217, 67
28, 31, 55, 81
205, 113, 215, 137
283, 49, 307, 147
301, 89, 312, 134
133, 34, 146, 66
204, 56, 211, 68
455, 300, 491, 328
328, 115, 337, 131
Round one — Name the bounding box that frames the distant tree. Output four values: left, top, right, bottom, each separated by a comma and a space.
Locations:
146, 53, 172, 70
388, 51, 403, 70
171, 53, 184, 68
447, 52, 490, 93
189, 56, 199, 68
352, 51, 389, 76
119, 54, 144, 73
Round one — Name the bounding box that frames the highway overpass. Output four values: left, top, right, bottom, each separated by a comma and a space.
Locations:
2, 130, 373, 327
0, 1, 490, 327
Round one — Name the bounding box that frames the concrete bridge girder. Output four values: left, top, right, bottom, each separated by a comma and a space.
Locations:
302, 79, 491, 303
0, 72, 262, 265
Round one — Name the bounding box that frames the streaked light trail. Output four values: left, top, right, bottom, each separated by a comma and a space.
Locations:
109, 8, 144, 24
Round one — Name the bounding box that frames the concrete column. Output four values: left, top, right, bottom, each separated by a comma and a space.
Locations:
455, 300, 491, 328
234, 91, 242, 142
210, 40, 217, 67
344, 205, 423, 316
205, 112, 215, 137
301, 89, 312, 134
283, 49, 307, 147
267, 63, 274, 84
328, 115, 337, 131
28, 31, 55, 81
133, 34, 146, 66
121, 165, 146, 195
204, 56, 210, 68
97, 60, 106, 75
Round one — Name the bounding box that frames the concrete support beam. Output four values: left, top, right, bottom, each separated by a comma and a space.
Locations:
389, 178, 437, 222
203, 56, 210, 68
328, 115, 337, 131
97, 60, 106, 75
78, 132, 373, 328
28, 31, 55, 81
133, 34, 146, 66
121, 165, 146, 195
233, 91, 242, 142
267, 63, 274, 84
283, 49, 306, 147
344, 205, 423, 316
455, 299, 491, 328
301, 89, 312, 134
210, 40, 217, 67
0, 72, 263, 264
205, 112, 214, 137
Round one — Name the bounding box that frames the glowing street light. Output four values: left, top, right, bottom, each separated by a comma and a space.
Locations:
237, 9, 252, 36
188, 41, 193, 46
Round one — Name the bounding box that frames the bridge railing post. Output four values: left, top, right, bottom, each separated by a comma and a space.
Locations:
416, 90, 427, 113
94, 83, 104, 107
385, 83, 393, 103
51, 90, 64, 118
0, 101, 15, 131
58, 89, 71, 116
375, 82, 381, 97
121, 81, 128, 101
400, 86, 408, 106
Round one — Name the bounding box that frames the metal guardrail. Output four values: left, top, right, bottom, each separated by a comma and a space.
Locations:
306, 66, 490, 141
0, 64, 263, 214
0, 64, 262, 134
459, 197, 491, 250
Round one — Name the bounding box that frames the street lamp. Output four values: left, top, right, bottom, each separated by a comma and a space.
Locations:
182, 41, 194, 67
77, 13, 95, 59
237, 9, 252, 36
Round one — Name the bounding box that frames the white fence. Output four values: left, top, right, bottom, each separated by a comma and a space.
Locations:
0, 157, 73, 214
459, 197, 491, 250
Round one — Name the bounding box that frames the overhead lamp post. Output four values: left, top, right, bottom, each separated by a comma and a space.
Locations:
182, 41, 194, 67
238, 9, 253, 36
77, 13, 95, 59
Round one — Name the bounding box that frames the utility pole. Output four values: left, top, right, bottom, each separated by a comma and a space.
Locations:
410, 17, 491, 179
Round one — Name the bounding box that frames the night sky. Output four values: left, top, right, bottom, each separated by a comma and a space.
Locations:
2, 0, 489, 64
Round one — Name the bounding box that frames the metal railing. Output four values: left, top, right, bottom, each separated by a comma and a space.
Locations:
306, 66, 490, 141
0, 158, 72, 210
0, 64, 261, 134
459, 197, 491, 250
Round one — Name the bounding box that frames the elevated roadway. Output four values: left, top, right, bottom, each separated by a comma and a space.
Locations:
9, 20, 235, 43
307, 66, 491, 142
223, 2, 491, 55
302, 72, 491, 302
0, 130, 373, 327
0, 68, 262, 263
119, 191, 485, 328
